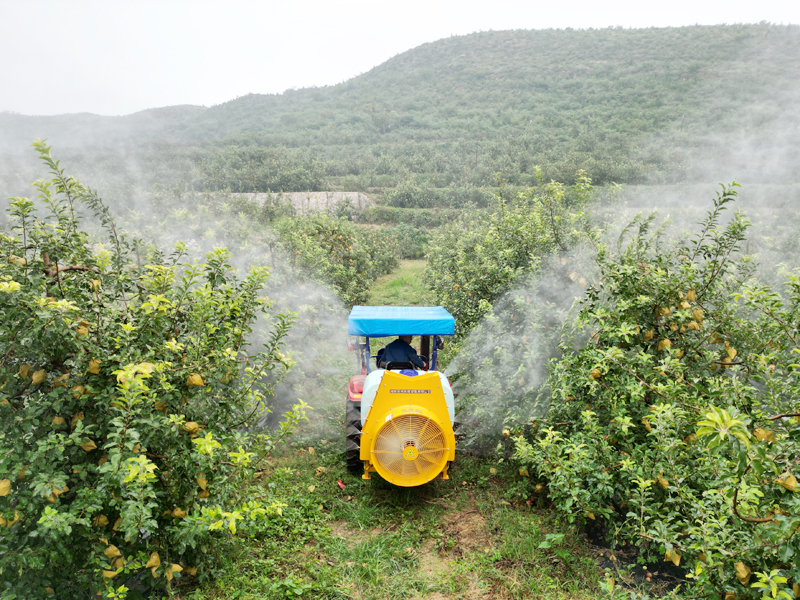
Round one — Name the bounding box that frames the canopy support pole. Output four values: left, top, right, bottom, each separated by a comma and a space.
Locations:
420, 335, 430, 369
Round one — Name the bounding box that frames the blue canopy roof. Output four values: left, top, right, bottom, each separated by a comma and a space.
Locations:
348, 306, 455, 337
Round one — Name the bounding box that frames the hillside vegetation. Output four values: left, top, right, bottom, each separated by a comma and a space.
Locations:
2, 24, 800, 206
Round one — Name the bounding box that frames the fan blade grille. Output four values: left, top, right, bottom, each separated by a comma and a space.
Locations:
374, 414, 447, 481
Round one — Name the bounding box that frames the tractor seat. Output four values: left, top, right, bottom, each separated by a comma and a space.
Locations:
384, 361, 416, 371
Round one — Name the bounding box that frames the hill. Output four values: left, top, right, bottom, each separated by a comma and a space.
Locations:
0, 104, 206, 150
190, 25, 800, 186
1, 24, 799, 201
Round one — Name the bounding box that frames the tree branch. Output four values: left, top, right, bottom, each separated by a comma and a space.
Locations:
767, 413, 800, 421
731, 486, 776, 523
56, 265, 100, 275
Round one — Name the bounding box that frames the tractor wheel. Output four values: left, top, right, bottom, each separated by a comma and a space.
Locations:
345, 398, 362, 473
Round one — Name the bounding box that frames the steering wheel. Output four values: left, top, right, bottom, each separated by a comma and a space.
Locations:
418, 354, 429, 371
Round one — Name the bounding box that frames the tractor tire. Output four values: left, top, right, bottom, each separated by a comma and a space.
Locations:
345, 399, 362, 473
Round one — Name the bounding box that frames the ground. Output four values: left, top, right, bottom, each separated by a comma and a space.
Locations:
187, 450, 603, 600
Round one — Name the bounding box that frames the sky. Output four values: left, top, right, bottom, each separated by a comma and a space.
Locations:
1, 0, 798, 116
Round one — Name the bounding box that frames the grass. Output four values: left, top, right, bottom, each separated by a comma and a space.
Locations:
367, 260, 434, 307
186, 447, 603, 600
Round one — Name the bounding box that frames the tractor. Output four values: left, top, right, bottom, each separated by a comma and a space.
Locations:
346, 306, 456, 487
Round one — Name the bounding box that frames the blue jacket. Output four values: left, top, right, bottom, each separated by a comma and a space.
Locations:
381, 338, 425, 369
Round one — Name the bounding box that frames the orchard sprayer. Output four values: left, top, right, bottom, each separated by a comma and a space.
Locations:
345, 306, 456, 487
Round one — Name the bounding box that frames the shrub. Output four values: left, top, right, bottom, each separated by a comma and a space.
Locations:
386, 223, 430, 260
274, 213, 398, 306
383, 180, 435, 208
426, 170, 594, 339
512, 186, 800, 598
196, 144, 325, 193
359, 206, 466, 229
0, 142, 301, 597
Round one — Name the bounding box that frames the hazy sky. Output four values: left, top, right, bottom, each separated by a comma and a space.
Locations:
1, 0, 798, 116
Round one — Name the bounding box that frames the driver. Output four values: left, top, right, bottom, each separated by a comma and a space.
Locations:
379, 335, 425, 369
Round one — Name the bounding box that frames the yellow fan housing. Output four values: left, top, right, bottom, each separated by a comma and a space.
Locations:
360, 371, 455, 487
